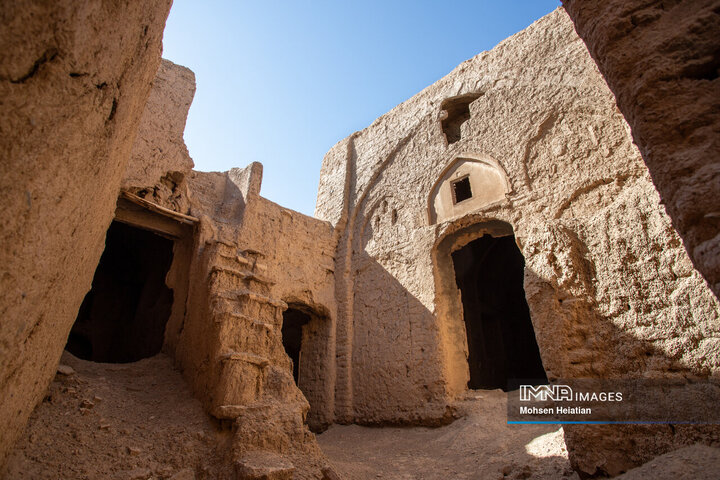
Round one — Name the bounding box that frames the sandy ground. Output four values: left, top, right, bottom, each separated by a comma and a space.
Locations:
5, 353, 718, 480
317, 390, 579, 480
3, 356, 577, 480
2, 352, 233, 480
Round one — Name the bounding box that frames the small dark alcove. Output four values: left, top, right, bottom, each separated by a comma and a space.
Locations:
441, 93, 482, 144
281, 308, 311, 384
66, 221, 175, 363
281, 304, 331, 432
452, 234, 547, 390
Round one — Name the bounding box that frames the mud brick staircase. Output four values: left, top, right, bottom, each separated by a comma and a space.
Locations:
201, 240, 319, 478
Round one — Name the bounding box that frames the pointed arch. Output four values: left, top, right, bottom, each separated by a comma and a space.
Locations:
427, 153, 511, 225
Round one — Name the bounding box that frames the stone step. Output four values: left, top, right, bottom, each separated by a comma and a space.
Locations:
208, 299, 283, 328
212, 402, 273, 419
233, 253, 266, 271
207, 242, 269, 274
219, 351, 270, 368
210, 265, 275, 286
212, 311, 276, 331
213, 290, 287, 309
234, 451, 294, 480
207, 240, 238, 257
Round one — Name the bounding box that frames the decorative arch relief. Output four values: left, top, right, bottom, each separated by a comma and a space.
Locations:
428, 154, 510, 225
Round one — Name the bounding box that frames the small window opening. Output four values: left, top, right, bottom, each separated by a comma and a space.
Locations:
452, 176, 473, 204
66, 221, 175, 363
441, 93, 482, 144
391, 209, 398, 225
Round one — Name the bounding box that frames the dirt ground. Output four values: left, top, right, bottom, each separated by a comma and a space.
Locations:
5, 353, 717, 480
317, 390, 579, 480
1, 352, 576, 480
2, 352, 233, 480
2, 354, 577, 480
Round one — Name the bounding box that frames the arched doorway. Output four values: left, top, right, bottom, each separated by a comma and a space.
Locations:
452, 232, 546, 390
435, 219, 547, 393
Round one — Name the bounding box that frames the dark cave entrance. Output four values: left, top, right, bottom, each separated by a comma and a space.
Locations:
281, 304, 331, 432
452, 233, 547, 390
281, 307, 311, 384
66, 221, 175, 363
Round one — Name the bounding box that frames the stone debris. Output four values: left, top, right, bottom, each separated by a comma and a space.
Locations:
56, 365, 75, 376
168, 468, 196, 480
127, 446, 142, 456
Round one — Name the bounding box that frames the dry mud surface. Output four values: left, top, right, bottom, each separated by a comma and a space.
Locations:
318, 390, 578, 480
2, 352, 231, 480
5, 355, 720, 479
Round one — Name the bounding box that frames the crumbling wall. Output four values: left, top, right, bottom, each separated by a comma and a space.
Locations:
119, 58, 198, 358
241, 196, 337, 430
316, 7, 720, 475
0, 1, 172, 467
123, 58, 196, 214
174, 164, 336, 477
561, 0, 720, 299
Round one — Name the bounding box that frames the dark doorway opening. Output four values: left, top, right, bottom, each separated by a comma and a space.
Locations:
281, 308, 311, 384
452, 233, 546, 390
281, 304, 331, 432
66, 221, 175, 363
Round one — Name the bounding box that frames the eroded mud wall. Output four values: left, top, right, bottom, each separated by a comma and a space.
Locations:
0, 1, 172, 466
173, 165, 336, 476
562, 0, 720, 298
120, 58, 198, 358
316, 7, 720, 474
123, 58, 196, 214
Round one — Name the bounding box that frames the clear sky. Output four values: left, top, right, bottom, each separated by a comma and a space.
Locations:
163, 1, 561, 216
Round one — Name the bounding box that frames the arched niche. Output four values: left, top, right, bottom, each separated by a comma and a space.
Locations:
427, 154, 511, 225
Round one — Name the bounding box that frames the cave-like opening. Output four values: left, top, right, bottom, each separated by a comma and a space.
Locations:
281, 307, 311, 384
452, 234, 546, 390
66, 221, 174, 363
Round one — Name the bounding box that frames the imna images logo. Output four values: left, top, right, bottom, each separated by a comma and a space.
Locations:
519, 384, 573, 402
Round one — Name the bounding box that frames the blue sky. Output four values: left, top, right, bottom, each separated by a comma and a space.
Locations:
163, 1, 561, 216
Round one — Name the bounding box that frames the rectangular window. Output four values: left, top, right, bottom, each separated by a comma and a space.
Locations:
452, 176, 473, 204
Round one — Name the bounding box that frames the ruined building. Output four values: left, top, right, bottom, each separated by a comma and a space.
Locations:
1, 1, 719, 479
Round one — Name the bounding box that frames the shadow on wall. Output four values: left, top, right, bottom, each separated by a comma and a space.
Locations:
350, 249, 453, 426
524, 259, 720, 478
355, 215, 720, 477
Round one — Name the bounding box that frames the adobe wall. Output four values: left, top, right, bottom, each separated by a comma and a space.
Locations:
173, 163, 336, 476
77, 53, 336, 472
0, 1, 171, 467
119, 58, 198, 360
123, 58, 197, 214
241, 195, 337, 431
561, 0, 720, 299
316, 7, 720, 475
